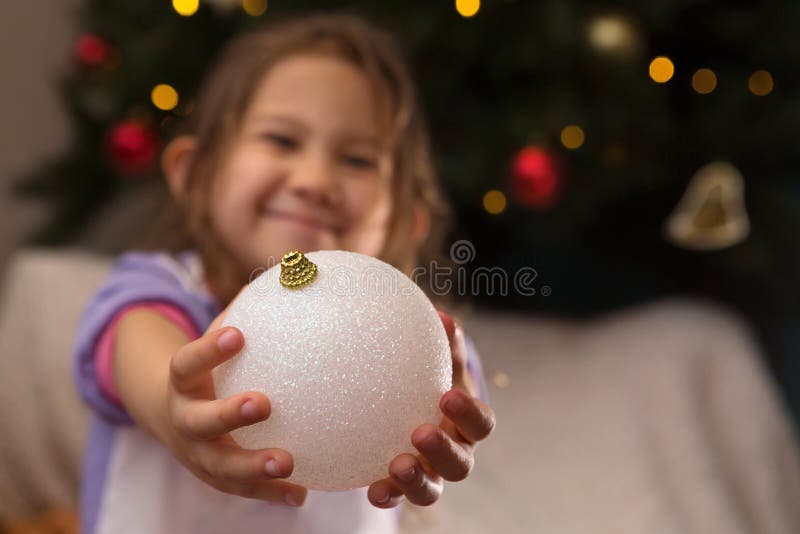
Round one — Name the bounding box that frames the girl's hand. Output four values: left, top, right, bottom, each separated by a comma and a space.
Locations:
367, 311, 496, 508
164, 323, 308, 507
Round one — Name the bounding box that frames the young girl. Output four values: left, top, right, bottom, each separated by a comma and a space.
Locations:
73, 13, 495, 534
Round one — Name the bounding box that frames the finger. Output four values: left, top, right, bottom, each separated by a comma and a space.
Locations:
387, 453, 443, 506
440, 388, 496, 443
437, 311, 463, 379
367, 479, 405, 508
411, 424, 473, 482
195, 442, 295, 482
438, 310, 457, 344
170, 327, 244, 393
176, 392, 270, 440
223, 477, 308, 507
437, 311, 476, 395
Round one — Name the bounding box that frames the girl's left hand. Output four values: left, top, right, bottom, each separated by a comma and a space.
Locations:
367, 311, 496, 508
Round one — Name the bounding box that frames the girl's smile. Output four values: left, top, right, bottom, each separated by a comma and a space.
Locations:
258, 206, 342, 234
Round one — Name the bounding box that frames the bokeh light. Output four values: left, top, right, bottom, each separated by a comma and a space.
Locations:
493, 372, 510, 389
749, 70, 774, 96
483, 190, 507, 215
586, 13, 641, 60
692, 68, 717, 94
172, 0, 199, 17
649, 56, 675, 83
560, 125, 585, 149
151, 84, 179, 111
456, 0, 480, 18
242, 0, 268, 16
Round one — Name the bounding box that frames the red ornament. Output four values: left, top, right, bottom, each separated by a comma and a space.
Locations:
106, 120, 159, 173
75, 34, 112, 67
510, 146, 561, 208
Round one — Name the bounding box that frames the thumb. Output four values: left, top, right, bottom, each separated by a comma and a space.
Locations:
437, 311, 477, 395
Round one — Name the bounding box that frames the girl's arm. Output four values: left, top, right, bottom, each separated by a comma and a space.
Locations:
112, 308, 308, 506
113, 309, 188, 444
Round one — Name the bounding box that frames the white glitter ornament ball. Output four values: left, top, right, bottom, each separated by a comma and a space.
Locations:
213, 250, 452, 491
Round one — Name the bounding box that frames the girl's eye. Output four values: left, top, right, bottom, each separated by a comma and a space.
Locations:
344, 155, 377, 170
262, 133, 297, 150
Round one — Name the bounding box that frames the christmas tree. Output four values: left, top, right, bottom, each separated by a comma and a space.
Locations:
13, 0, 800, 417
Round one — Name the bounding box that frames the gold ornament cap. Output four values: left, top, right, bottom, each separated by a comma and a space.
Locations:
279, 251, 318, 289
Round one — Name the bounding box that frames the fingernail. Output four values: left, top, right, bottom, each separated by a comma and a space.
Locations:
445, 394, 465, 415
241, 399, 260, 420
217, 329, 240, 352
265, 458, 282, 477
397, 466, 416, 482
375, 488, 390, 504
284, 492, 301, 507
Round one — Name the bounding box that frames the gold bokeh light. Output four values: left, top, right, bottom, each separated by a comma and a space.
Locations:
692, 68, 717, 94
748, 70, 774, 96
151, 84, 179, 111
483, 190, 507, 215
560, 125, 585, 149
172, 0, 199, 17
243, 0, 267, 16
649, 56, 675, 83
456, 0, 480, 18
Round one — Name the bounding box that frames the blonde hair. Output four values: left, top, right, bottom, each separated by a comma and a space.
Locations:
152, 13, 451, 306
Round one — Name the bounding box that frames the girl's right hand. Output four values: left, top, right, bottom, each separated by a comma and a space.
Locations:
164, 325, 308, 507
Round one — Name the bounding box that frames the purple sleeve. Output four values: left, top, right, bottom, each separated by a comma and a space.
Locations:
72, 251, 219, 424
464, 334, 489, 404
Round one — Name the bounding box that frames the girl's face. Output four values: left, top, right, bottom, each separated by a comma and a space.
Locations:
209, 53, 393, 274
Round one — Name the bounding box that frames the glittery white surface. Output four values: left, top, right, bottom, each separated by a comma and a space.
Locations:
213, 250, 452, 491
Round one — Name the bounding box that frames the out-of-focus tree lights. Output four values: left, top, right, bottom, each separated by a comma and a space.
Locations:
649, 56, 675, 83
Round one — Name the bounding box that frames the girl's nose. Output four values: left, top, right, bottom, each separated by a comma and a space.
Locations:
288, 153, 342, 207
